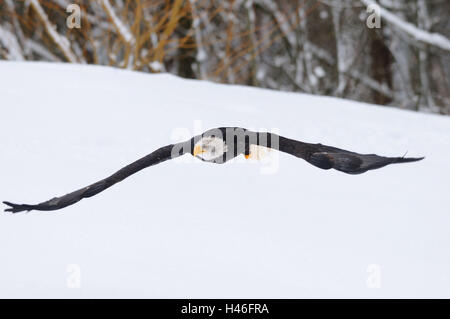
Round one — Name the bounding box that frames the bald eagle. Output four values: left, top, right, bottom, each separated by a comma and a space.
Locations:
3, 127, 423, 213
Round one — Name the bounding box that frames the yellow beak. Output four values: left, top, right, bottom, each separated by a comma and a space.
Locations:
193, 145, 205, 157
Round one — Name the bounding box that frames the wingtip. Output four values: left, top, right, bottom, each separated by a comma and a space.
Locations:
408, 156, 425, 162
3, 201, 30, 214
3, 201, 12, 212
394, 156, 425, 164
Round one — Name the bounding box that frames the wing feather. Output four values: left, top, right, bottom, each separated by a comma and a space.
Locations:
276, 135, 424, 174
3, 143, 185, 213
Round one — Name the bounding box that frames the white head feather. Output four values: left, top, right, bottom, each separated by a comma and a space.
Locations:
194, 136, 228, 161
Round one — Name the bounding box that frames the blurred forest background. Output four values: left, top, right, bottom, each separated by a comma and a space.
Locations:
0, 0, 449, 114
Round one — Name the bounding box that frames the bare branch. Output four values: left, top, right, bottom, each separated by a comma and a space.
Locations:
29, 0, 78, 63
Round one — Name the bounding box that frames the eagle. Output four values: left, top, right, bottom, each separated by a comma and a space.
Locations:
3, 127, 423, 213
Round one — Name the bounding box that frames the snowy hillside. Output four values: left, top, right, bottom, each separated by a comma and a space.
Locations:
0, 61, 449, 298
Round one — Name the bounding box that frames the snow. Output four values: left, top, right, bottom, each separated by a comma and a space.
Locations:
149, 61, 164, 72
314, 66, 325, 78
0, 61, 449, 298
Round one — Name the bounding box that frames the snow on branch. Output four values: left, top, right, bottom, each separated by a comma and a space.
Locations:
0, 25, 24, 60
259, 0, 296, 47
361, 0, 450, 51
346, 69, 393, 98
29, 0, 77, 63
98, 0, 135, 46
26, 39, 61, 62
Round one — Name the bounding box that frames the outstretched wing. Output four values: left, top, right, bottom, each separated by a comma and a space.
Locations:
3, 128, 424, 213
277, 135, 424, 174
3, 143, 186, 213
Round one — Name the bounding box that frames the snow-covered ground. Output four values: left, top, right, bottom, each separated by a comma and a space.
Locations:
0, 61, 449, 298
